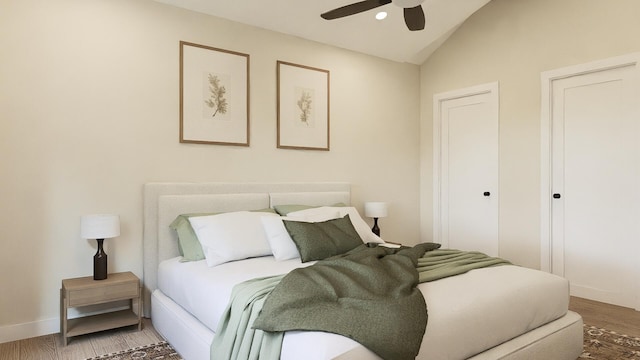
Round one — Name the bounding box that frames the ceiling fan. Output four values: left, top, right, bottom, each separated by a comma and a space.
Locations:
321, 0, 426, 31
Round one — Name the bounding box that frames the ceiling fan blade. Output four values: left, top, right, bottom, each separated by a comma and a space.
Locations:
321, 0, 392, 20
404, 5, 425, 31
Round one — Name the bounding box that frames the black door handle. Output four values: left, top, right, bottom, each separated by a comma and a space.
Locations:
483, 191, 491, 197
553, 193, 561, 199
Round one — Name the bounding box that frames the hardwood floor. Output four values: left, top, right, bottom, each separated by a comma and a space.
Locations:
569, 296, 640, 336
1, 297, 638, 360
0, 318, 164, 360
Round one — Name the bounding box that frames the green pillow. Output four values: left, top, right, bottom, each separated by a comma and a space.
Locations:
169, 213, 212, 262
169, 208, 277, 262
283, 214, 363, 262
273, 203, 346, 215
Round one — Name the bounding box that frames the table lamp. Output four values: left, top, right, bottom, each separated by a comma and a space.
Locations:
81, 214, 120, 280
364, 202, 388, 236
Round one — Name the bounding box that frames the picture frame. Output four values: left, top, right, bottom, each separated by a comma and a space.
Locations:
277, 61, 330, 150
180, 41, 250, 146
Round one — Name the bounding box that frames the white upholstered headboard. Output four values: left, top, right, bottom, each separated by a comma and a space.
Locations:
142, 182, 350, 316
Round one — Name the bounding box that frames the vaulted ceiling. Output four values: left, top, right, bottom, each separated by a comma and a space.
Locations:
154, 0, 491, 64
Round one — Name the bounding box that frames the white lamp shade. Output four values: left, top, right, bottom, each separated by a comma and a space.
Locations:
81, 214, 120, 239
364, 202, 388, 218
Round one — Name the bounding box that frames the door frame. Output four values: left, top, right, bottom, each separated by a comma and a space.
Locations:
433, 81, 499, 248
540, 52, 640, 273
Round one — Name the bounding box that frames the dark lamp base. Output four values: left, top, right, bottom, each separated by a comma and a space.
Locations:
94, 239, 108, 280
372, 217, 380, 236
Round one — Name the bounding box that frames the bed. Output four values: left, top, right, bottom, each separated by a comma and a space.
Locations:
143, 182, 583, 360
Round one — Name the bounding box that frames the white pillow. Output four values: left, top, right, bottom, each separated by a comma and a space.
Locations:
260, 216, 300, 261
286, 206, 385, 244
188, 211, 278, 267
284, 207, 341, 222
337, 207, 386, 244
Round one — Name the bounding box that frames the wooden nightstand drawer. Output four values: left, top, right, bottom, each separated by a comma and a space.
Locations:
68, 281, 138, 307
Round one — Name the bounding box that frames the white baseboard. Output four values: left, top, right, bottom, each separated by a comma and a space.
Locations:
0, 317, 60, 344
1, 302, 131, 343
0, 300, 129, 344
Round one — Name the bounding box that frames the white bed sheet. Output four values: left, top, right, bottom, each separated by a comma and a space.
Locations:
157, 256, 570, 359
158, 256, 313, 332
418, 265, 569, 359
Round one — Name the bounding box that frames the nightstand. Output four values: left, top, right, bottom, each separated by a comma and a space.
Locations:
60, 271, 142, 345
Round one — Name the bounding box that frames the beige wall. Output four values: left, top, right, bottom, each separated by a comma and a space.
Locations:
420, 0, 640, 269
0, 0, 420, 340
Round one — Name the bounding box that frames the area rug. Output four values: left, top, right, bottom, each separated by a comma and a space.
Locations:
83, 327, 640, 360
581, 324, 640, 359
85, 341, 182, 360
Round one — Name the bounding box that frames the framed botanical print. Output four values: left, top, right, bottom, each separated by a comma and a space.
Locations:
277, 60, 330, 150
180, 41, 250, 146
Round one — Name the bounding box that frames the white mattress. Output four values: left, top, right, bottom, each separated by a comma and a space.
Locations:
157, 256, 570, 359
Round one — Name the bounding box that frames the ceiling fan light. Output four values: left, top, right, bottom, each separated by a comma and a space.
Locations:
375, 11, 387, 20
393, 0, 424, 8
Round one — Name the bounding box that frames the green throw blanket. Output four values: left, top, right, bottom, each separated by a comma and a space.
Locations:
211, 245, 510, 360
210, 275, 285, 360
417, 248, 512, 282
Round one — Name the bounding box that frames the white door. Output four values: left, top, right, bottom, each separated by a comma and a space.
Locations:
433, 82, 499, 256
541, 54, 640, 309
